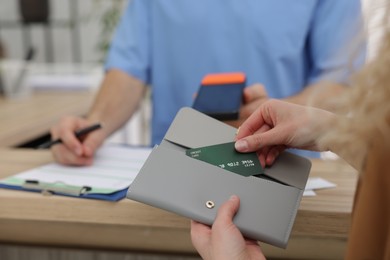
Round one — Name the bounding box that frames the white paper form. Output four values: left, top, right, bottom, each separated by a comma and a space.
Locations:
305, 177, 337, 191
303, 177, 337, 197
0, 145, 152, 194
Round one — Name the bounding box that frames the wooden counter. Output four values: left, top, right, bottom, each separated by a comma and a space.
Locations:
0, 148, 358, 259
0, 91, 96, 147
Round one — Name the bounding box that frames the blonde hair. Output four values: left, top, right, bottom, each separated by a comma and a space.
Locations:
319, 2, 390, 170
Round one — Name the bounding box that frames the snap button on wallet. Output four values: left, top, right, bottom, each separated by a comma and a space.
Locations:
126, 107, 311, 248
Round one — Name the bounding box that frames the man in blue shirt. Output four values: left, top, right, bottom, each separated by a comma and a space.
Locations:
50, 0, 365, 165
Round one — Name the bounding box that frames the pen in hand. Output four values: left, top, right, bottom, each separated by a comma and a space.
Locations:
37, 123, 102, 149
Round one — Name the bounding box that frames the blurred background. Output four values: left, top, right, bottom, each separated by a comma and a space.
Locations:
0, 0, 150, 147
0, 0, 386, 63
0, 0, 387, 148
0, 0, 127, 63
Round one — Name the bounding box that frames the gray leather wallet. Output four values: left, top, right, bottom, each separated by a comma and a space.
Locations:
126, 107, 311, 248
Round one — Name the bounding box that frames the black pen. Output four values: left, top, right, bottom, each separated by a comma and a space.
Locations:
37, 123, 102, 149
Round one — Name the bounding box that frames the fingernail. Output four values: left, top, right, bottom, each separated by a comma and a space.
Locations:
235, 140, 248, 152
230, 195, 238, 201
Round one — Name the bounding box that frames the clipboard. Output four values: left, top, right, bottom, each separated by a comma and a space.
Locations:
0, 182, 127, 201
0, 144, 152, 201
126, 107, 311, 248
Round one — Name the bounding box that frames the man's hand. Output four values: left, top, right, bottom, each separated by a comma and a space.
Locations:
50, 69, 146, 166
50, 116, 106, 166
224, 83, 268, 128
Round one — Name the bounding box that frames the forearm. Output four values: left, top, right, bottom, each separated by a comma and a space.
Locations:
314, 114, 362, 170
283, 82, 348, 112
328, 143, 362, 171
87, 69, 146, 138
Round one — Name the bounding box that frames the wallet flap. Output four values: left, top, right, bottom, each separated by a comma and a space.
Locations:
263, 152, 311, 190
164, 107, 311, 189
127, 145, 305, 248
164, 107, 237, 149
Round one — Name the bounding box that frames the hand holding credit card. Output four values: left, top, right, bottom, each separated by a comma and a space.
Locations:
186, 142, 263, 177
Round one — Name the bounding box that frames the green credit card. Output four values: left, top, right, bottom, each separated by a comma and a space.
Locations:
186, 142, 263, 177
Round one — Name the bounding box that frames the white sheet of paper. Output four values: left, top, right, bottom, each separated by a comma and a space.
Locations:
2, 145, 151, 194
305, 177, 337, 191
303, 190, 317, 197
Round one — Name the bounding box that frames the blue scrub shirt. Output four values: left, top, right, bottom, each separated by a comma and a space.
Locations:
105, 0, 365, 157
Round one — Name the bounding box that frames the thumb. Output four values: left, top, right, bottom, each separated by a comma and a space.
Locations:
214, 195, 240, 226
81, 132, 105, 157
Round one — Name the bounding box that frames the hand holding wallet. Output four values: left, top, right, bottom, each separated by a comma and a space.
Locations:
126, 107, 311, 248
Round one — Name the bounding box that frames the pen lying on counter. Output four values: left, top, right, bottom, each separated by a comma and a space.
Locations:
37, 123, 102, 149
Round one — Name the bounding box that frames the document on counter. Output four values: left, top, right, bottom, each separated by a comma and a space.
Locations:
303, 177, 337, 197
0, 144, 152, 201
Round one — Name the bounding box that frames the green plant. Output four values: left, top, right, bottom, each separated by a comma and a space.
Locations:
94, 0, 125, 62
